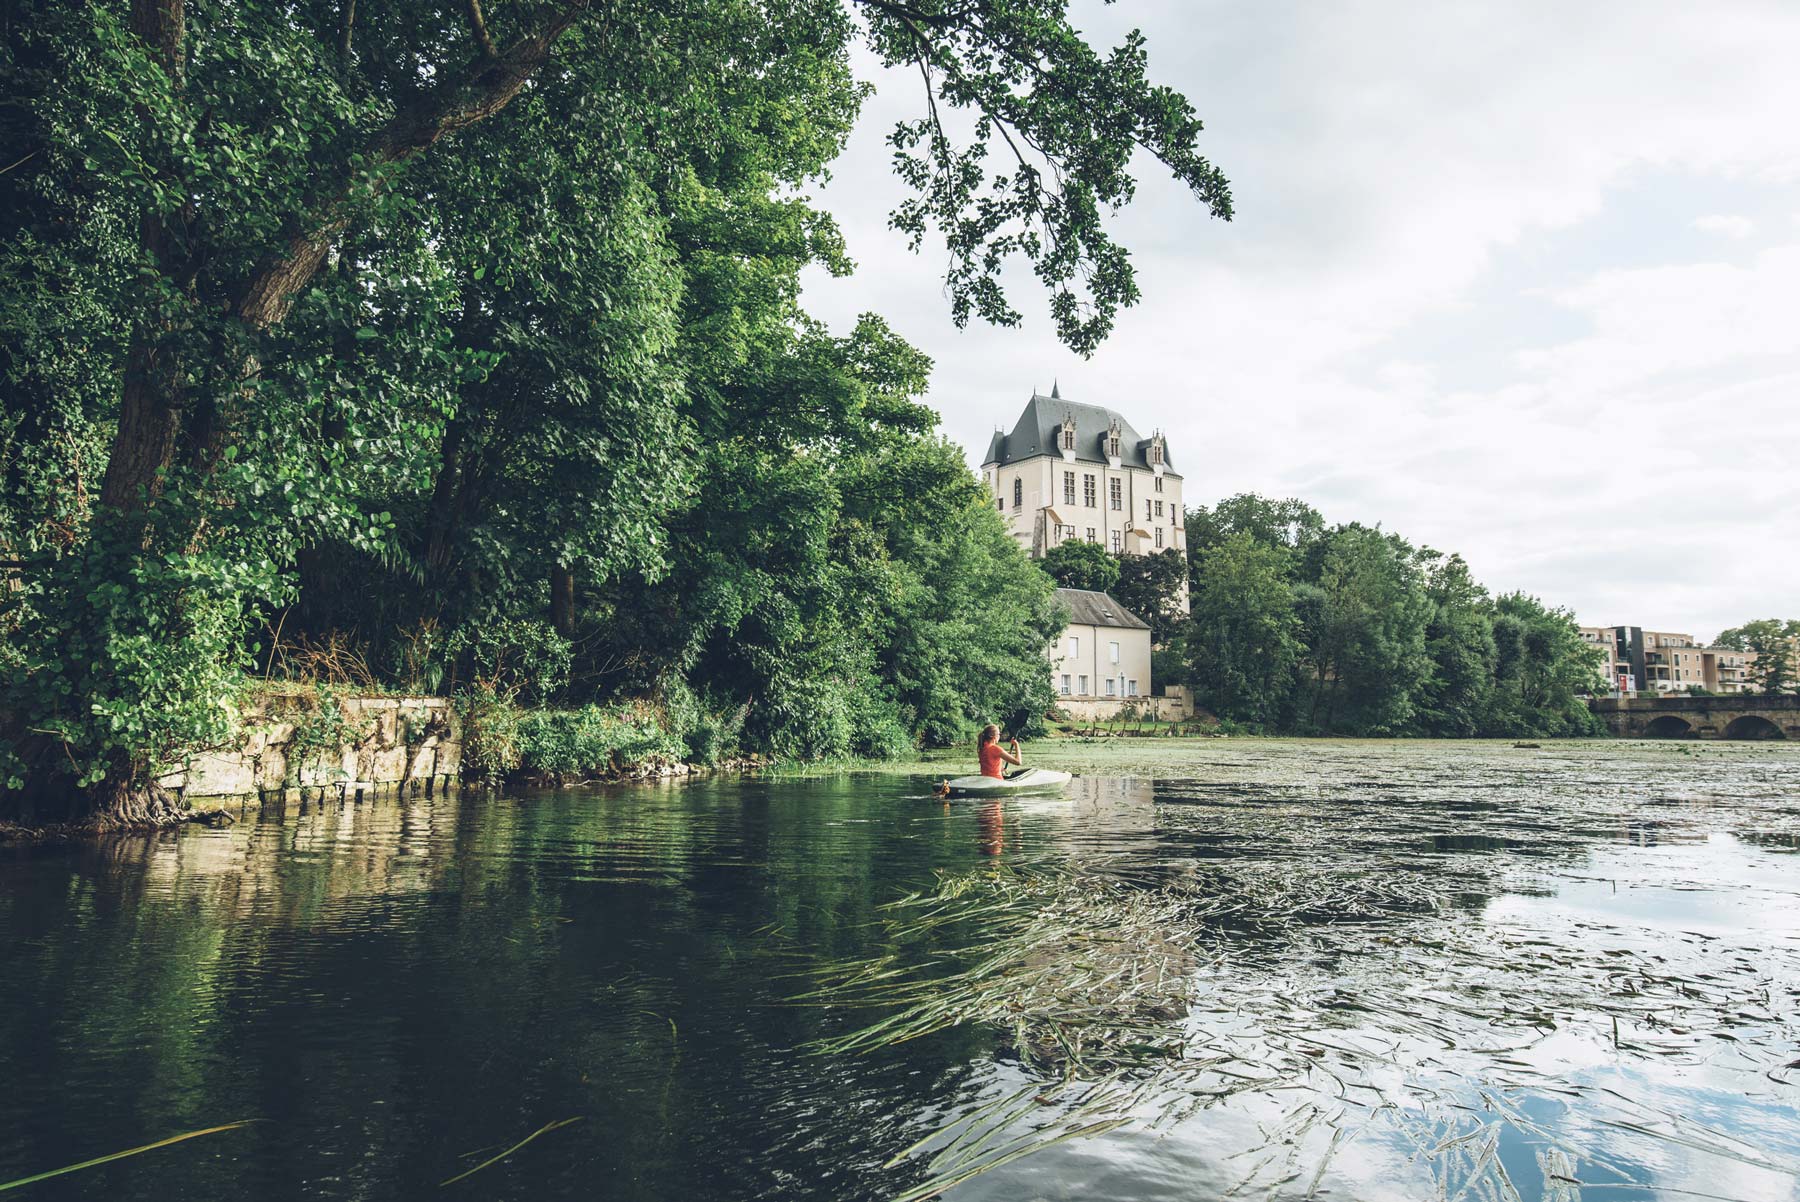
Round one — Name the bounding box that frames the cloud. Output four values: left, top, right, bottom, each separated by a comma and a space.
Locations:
800, 0, 1800, 636
1693, 213, 1755, 238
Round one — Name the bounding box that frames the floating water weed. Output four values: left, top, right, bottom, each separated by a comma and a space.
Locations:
439, 1117, 583, 1188
803, 834, 1800, 1202
0, 1120, 258, 1193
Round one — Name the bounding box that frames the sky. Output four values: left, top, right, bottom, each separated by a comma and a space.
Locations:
799, 0, 1800, 642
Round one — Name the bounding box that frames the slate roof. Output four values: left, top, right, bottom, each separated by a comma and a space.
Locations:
981, 390, 1177, 474
1055, 588, 1150, 631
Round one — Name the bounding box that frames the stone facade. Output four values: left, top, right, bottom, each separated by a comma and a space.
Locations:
158, 693, 461, 801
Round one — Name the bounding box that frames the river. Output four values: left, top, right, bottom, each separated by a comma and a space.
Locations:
2, 739, 1797, 1200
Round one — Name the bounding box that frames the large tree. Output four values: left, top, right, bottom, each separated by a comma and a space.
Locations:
1712, 619, 1800, 694
0, 0, 1230, 824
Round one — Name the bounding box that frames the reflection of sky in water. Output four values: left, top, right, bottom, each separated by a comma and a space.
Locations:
932, 752, 1800, 1202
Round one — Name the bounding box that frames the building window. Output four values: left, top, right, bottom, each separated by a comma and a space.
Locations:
1127, 679, 1138, 697
1063, 471, 1075, 505
1145, 499, 1153, 521
1110, 531, 1121, 553
1060, 423, 1075, 451
1068, 636, 1079, 657
1104, 678, 1117, 697
1109, 478, 1122, 510
1154, 476, 1163, 493
1108, 641, 1120, 664
1078, 674, 1088, 696
1155, 528, 1164, 548
1086, 527, 1096, 543
995, 497, 1002, 511
1059, 675, 1071, 696
1012, 478, 1021, 508
1154, 500, 1163, 517
1083, 474, 1096, 507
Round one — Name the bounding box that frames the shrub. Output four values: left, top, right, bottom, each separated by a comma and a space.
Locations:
457, 684, 522, 781
516, 702, 684, 780
446, 617, 572, 704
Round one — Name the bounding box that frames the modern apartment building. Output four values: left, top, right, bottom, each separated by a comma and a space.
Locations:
1578, 626, 1757, 694
982, 387, 1187, 575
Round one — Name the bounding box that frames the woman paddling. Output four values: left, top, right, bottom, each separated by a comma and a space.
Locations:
978, 724, 1024, 780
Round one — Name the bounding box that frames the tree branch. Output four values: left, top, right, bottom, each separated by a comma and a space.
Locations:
232, 4, 589, 329
467, 0, 498, 59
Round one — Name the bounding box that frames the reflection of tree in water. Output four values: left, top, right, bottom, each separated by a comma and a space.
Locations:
812, 761, 1800, 1202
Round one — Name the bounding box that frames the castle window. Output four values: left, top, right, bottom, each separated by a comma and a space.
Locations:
1060, 423, 1075, 451
1154, 477, 1163, 493
1083, 474, 1096, 507
1145, 499, 1152, 521
1155, 527, 1164, 549
1154, 500, 1163, 518
1086, 527, 1096, 543
1012, 478, 1022, 508
1110, 531, 1121, 553
1109, 478, 1121, 510
1063, 471, 1075, 505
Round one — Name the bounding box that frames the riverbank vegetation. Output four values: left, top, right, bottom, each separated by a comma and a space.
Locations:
1042, 494, 1605, 737
0, 1, 1230, 825
1180, 495, 1602, 736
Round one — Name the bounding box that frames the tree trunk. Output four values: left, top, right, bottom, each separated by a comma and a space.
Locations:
424, 419, 467, 574
550, 564, 576, 638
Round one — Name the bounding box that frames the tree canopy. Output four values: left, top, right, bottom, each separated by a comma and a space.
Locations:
1177, 495, 1601, 737
0, 0, 1230, 822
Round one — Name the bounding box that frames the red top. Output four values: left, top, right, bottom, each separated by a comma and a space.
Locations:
979, 741, 1007, 779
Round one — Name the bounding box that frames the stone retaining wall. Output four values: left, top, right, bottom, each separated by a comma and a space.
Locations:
159, 694, 461, 801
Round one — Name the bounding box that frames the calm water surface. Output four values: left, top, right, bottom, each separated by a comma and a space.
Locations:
2, 740, 1798, 1200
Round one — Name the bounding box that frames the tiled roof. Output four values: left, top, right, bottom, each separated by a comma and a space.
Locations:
1054, 587, 1150, 631
981, 392, 1175, 473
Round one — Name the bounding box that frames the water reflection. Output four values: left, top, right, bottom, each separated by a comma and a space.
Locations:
0, 742, 1796, 1201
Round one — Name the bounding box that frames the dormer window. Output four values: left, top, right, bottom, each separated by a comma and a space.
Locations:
1149, 435, 1164, 466
1106, 419, 1121, 461
1060, 423, 1075, 452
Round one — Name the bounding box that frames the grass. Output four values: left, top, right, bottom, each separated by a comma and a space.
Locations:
0, 1120, 258, 1193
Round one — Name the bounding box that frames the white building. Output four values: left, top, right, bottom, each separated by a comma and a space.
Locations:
982, 387, 1186, 569
1048, 587, 1190, 721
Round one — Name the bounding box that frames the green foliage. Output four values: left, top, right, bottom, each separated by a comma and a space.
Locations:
516, 703, 684, 781
1, 0, 1222, 817
1040, 540, 1120, 593
1109, 548, 1187, 644
455, 685, 522, 782
1180, 495, 1601, 739
282, 685, 355, 786
443, 618, 572, 706
1185, 532, 1301, 729
1711, 618, 1800, 694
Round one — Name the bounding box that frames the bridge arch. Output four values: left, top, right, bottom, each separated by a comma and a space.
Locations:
1642, 715, 1695, 739
1723, 714, 1785, 741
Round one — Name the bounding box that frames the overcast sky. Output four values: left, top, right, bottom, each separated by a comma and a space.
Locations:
800, 0, 1800, 641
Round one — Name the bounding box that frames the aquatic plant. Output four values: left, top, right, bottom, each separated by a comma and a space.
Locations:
804, 822, 1800, 1202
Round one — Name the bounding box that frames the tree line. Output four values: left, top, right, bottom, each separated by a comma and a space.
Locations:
0, 0, 1230, 825
1044, 494, 1606, 737
1710, 620, 1800, 695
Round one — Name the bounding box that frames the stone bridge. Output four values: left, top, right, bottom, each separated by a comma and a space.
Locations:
1589, 694, 1799, 740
